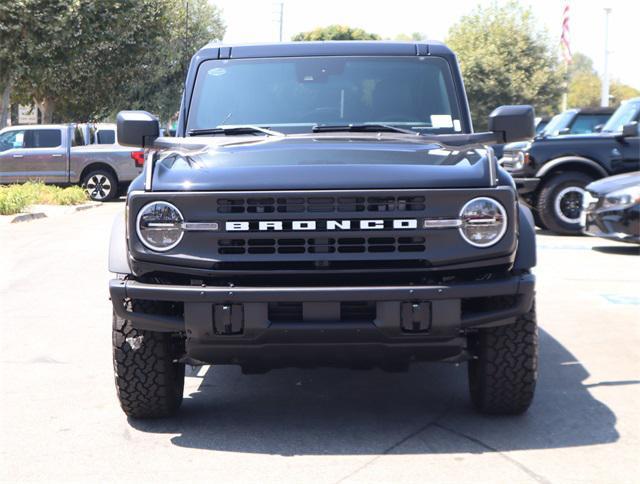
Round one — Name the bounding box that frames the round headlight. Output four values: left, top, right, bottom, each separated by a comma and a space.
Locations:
459, 197, 508, 247
136, 201, 184, 251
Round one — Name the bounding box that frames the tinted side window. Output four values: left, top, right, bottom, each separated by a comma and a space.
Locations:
96, 130, 116, 144
570, 114, 611, 134
0, 130, 25, 151
25, 129, 62, 148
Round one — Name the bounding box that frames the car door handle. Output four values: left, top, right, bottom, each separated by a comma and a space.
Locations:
12, 154, 23, 158
51, 154, 63, 158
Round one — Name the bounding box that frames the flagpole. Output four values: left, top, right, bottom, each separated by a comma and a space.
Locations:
562, 66, 568, 111
561, 2, 571, 111
600, 8, 611, 107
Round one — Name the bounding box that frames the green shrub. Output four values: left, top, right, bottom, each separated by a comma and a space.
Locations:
0, 183, 89, 215
0, 186, 33, 215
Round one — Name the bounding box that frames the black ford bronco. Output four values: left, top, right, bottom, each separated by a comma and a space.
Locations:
109, 41, 538, 419
499, 98, 640, 235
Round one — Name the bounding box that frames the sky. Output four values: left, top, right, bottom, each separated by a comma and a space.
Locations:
211, 0, 640, 89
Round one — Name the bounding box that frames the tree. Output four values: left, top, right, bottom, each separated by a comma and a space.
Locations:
0, 0, 70, 127
568, 52, 595, 78
394, 32, 427, 41
292, 25, 380, 41
567, 73, 601, 108
610, 81, 640, 107
566, 52, 600, 108
446, 2, 563, 129
566, 52, 640, 108
116, 0, 225, 123
5, 0, 225, 125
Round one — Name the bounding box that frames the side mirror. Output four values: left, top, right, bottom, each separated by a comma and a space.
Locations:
558, 127, 571, 135
593, 124, 604, 133
116, 111, 159, 148
621, 122, 639, 138
488, 105, 535, 143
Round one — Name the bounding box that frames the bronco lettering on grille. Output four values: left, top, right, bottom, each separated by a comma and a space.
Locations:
225, 219, 418, 231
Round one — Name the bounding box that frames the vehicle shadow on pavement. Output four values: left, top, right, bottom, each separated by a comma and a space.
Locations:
592, 245, 640, 256
129, 329, 620, 455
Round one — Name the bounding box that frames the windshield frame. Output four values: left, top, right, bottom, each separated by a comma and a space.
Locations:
185, 55, 466, 136
539, 110, 576, 137
602, 100, 640, 133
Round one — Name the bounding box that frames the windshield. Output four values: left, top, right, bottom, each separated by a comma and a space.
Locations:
187, 56, 463, 134
602, 100, 640, 132
540, 110, 575, 137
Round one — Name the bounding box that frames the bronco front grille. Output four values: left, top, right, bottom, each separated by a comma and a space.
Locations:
217, 195, 426, 214
218, 236, 426, 255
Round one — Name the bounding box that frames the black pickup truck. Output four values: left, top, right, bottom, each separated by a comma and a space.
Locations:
500, 98, 640, 234
109, 41, 538, 419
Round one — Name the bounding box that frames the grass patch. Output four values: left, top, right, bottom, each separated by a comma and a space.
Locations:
0, 182, 88, 215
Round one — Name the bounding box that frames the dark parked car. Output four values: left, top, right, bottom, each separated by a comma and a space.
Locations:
582, 171, 640, 244
109, 41, 539, 419
499, 98, 640, 234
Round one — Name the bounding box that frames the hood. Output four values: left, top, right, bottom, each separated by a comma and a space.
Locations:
149, 133, 496, 191
587, 171, 640, 195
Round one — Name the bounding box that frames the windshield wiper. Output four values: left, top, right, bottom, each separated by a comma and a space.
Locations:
312, 123, 417, 135
188, 126, 284, 137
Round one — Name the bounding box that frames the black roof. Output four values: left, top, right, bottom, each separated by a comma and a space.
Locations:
574, 107, 616, 115
196, 41, 454, 59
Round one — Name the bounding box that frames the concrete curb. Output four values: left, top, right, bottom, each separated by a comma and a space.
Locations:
2, 201, 101, 224
73, 202, 101, 212
8, 212, 48, 224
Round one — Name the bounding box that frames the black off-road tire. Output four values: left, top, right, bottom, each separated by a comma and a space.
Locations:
537, 171, 593, 235
112, 301, 185, 419
467, 300, 538, 415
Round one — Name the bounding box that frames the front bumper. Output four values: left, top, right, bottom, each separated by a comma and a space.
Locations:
110, 273, 535, 366
582, 197, 640, 244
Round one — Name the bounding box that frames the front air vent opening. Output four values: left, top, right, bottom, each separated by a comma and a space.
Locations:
217, 196, 425, 214
217, 236, 426, 255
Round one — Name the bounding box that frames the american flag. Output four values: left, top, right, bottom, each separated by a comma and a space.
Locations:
561, 3, 572, 64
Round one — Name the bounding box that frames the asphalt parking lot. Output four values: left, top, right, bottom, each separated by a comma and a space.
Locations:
0, 201, 638, 483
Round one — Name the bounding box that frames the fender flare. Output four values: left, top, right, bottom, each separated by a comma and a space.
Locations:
514, 203, 537, 270
535, 156, 608, 179
108, 211, 131, 274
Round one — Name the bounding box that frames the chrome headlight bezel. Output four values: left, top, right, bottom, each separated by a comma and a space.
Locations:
458, 197, 508, 248
135, 201, 184, 252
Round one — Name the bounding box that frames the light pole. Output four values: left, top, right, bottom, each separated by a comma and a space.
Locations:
600, 8, 611, 107
275, 2, 284, 42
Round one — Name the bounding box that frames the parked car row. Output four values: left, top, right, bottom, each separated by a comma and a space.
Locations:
492, 108, 612, 163
499, 97, 640, 236
0, 123, 143, 201
582, 171, 640, 244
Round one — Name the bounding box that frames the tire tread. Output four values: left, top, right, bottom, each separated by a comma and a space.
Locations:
468, 301, 538, 415
112, 300, 184, 419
